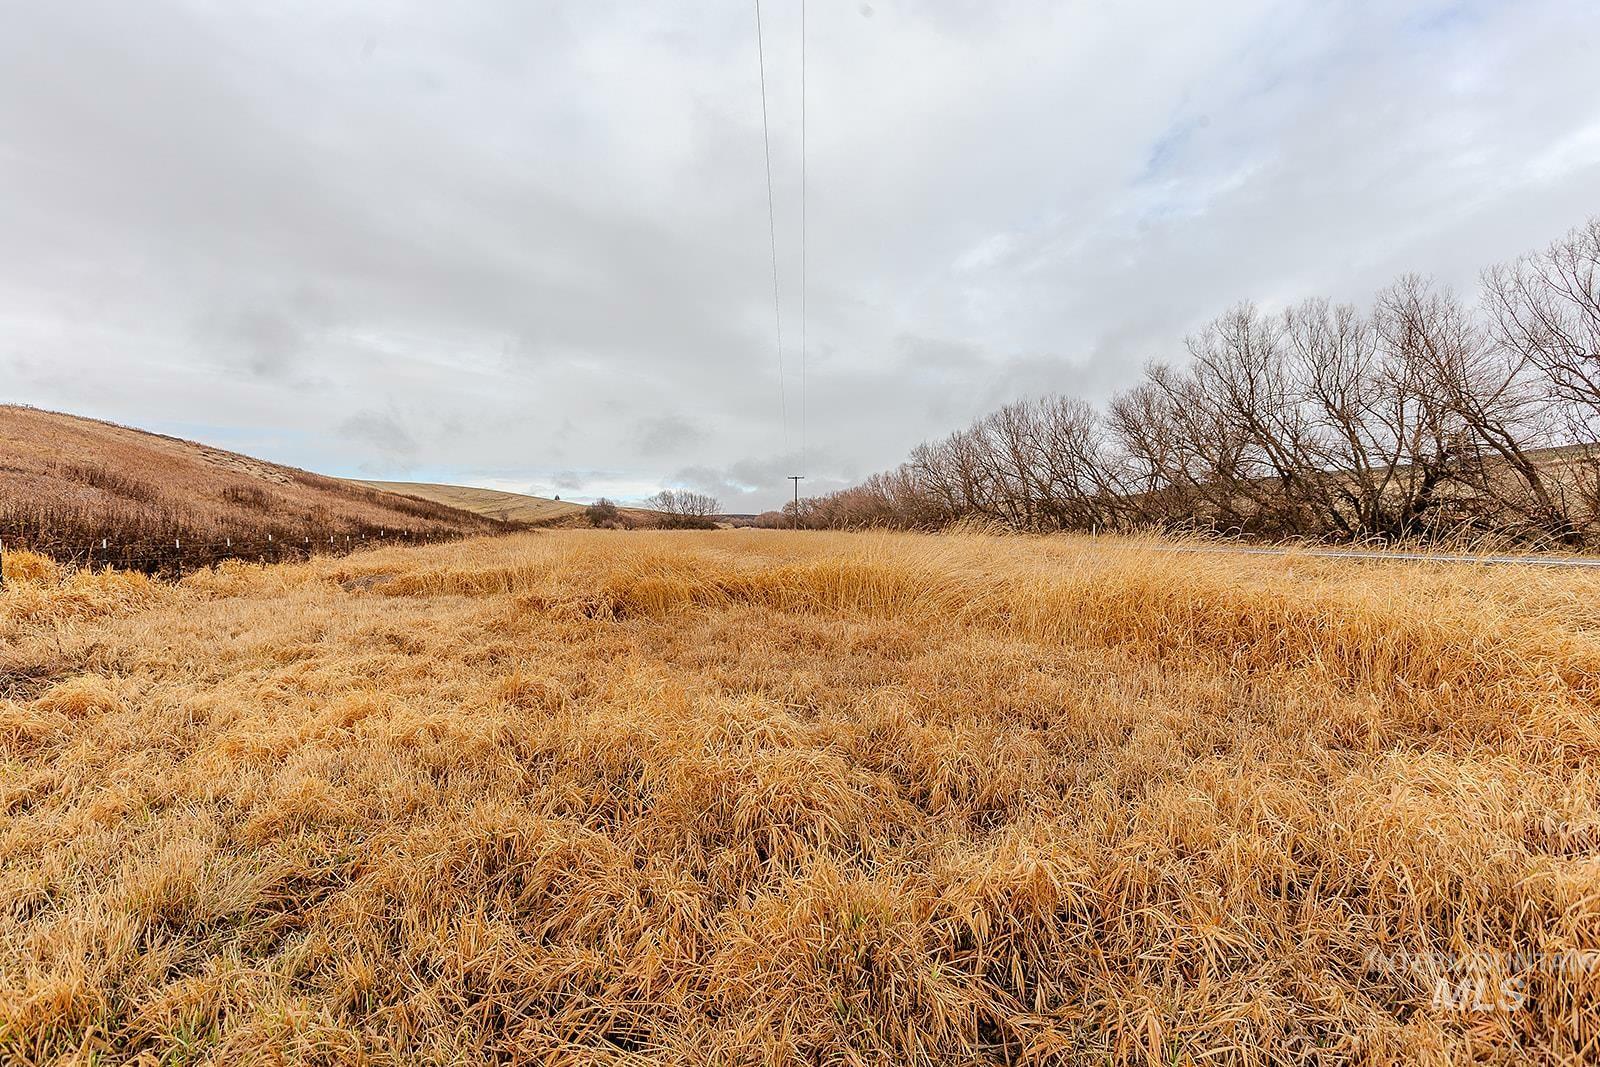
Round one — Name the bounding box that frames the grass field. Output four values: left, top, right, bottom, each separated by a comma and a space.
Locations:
3, 530, 1598, 1063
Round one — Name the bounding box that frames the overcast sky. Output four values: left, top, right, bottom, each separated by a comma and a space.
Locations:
4, 1, 1598, 511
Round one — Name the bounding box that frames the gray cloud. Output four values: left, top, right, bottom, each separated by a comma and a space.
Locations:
195, 286, 336, 380
634, 414, 708, 456
551, 471, 586, 493
4, 0, 1599, 511
339, 411, 419, 467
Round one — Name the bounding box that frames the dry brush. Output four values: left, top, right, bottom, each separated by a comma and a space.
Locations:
2, 530, 1599, 1064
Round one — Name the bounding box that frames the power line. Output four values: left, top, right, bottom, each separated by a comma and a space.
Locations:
800, 0, 808, 478
754, 0, 789, 455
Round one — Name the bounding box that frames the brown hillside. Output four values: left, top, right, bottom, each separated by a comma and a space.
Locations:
0, 405, 502, 571
349, 480, 584, 524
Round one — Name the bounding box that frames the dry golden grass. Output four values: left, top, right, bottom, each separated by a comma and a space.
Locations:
2, 529, 1599, 1064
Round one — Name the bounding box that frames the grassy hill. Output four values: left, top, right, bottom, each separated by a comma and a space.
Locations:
350, 480, 662, 527
0, 405, 503, 571
349, 480, 584, 524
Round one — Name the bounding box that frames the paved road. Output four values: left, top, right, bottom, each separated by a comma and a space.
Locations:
1155, 543, 1600, 569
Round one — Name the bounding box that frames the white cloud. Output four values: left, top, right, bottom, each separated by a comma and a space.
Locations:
3, 0, 1598, 510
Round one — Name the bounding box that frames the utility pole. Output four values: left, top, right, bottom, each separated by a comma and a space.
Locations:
786, 475, 803, 530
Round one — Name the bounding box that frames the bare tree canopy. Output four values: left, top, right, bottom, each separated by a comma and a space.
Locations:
648, 489, 722, 529
798, 215, 1600, 547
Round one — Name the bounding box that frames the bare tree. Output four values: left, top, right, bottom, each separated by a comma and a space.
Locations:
1023, 395, 1122, 529
1485, 218, 1600, 424
1106, 378, 1190, 525
1286, 296, 1459, 539
648, 489, 721, 529
1484, 216, 1600, 532
1378, 276, 1573, 541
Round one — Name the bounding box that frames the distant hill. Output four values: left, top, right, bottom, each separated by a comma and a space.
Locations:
349, 480, 661, 527
349, 480, 585, 524
0, 405, 503, 571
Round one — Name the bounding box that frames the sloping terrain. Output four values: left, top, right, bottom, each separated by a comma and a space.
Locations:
0, 405, 502, 571
3, 529, 1599, 1062
349, 480, 584, 524
350, 479, 662, 527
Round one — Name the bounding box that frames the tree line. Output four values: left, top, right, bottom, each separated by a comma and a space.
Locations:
584, 490, 722, 529
797, 216, 1600, 546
